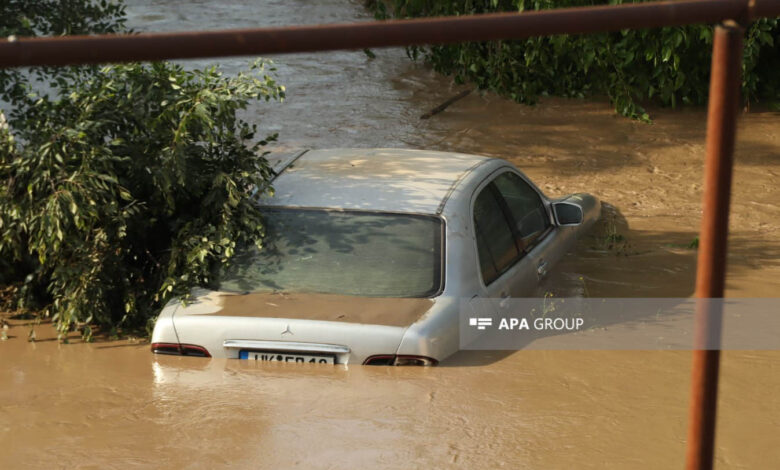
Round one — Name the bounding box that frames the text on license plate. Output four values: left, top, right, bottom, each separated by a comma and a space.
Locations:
239, 350, 335, 364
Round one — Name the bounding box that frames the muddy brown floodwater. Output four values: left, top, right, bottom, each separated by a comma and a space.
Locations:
2, 0, 780, 469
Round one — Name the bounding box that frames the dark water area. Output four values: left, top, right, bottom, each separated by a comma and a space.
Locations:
125, 0, 431, 151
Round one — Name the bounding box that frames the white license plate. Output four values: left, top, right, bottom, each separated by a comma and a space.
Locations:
239, 350, 335, 364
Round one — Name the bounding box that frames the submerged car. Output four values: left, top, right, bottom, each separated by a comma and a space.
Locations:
151, 148, 600, 365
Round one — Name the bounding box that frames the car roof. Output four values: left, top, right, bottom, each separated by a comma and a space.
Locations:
261, 148, 492, 214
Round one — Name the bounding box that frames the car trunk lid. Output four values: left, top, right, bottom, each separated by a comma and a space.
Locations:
169, 289, 435, 362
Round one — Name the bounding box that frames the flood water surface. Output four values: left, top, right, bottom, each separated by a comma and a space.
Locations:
3, 330, 780, 469
2, 0, 780, 468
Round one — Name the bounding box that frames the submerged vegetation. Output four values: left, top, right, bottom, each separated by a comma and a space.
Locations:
0, 1, 283, 338
369, 0, 780, 120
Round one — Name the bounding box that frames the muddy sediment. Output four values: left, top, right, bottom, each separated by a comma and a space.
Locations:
182, 290, 434, 327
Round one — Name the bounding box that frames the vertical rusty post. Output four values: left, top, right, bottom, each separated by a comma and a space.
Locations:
684, 21, 743, 470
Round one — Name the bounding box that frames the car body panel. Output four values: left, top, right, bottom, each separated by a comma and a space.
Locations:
261, 148, 489, 214
175, 290, 435, 327
164, 295, 409, 364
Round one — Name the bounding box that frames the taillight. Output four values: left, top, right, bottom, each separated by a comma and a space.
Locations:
151, 342, 211, 357
363, 354, 438, 366
394, 355, 438, 366
362, 355, 396, 366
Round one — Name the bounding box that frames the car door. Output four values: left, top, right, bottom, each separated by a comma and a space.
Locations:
490, 170, 564, 291
471, 175, 538, 301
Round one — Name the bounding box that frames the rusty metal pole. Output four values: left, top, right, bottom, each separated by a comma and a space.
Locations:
684, 21, 743, 470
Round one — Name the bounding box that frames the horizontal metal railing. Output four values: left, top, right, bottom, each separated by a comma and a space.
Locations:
0, 0, 778, 66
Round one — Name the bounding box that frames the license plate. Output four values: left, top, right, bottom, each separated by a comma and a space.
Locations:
239, 350, 335, 364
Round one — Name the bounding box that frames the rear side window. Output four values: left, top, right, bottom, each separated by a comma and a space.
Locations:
492, 172, 550, 251
473, 186, 519, 285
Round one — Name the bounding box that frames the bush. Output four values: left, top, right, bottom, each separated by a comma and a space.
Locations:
1, 0, 129, 107
370, 0, 780, 119
0, 60, 284, 338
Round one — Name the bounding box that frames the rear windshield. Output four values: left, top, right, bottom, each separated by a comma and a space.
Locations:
218, 209, 443, 297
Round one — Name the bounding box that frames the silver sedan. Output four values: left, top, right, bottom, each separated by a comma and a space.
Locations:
151, 148, 600, 365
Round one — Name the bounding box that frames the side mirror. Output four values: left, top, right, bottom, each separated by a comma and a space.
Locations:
552, 202, 583, 226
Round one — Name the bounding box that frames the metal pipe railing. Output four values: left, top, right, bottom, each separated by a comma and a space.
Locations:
685, 20, 743, 470
2, 2, 778, 470
0, 0, 778, 67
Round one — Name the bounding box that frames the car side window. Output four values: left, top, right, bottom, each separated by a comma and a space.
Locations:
492, 172, 551, 251
473, 185, 520, 285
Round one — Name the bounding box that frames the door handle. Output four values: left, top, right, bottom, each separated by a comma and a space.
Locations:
499, 291, 510, 308
537, 259, 549, 277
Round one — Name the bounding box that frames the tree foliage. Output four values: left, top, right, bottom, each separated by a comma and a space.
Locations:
0, 1, 285, 338
0, 60, 284, 338
371, 0, 780, 120
1, 0, 129, 108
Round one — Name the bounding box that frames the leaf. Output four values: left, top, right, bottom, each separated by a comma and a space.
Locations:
673, 31, 684, 48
